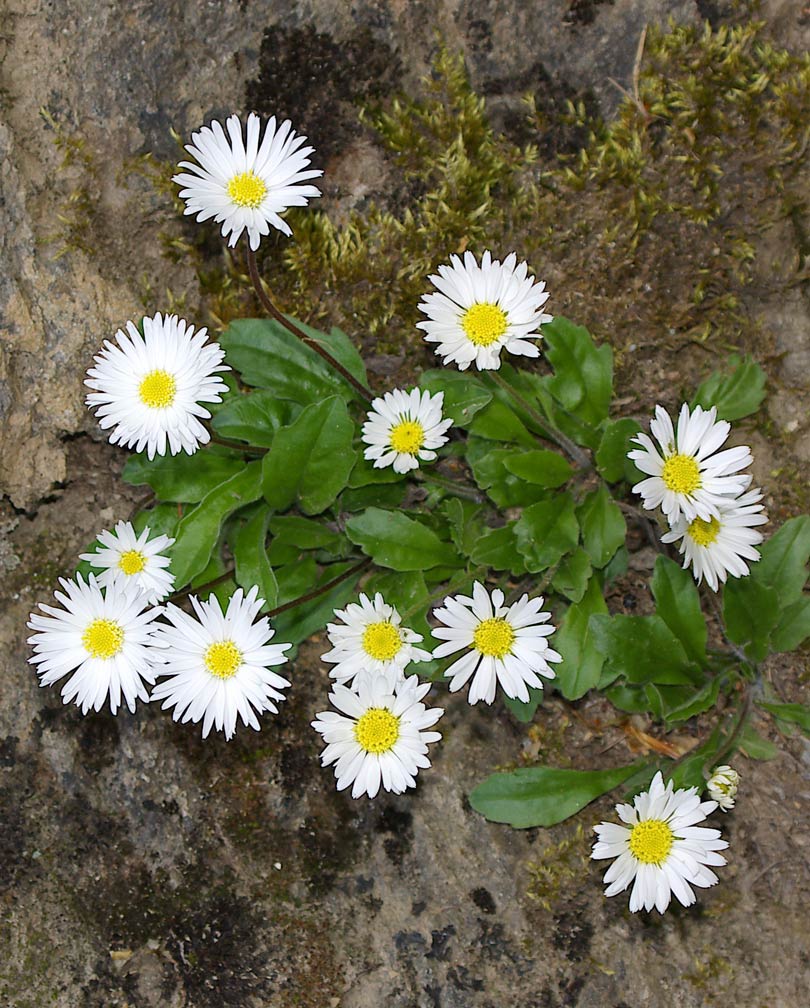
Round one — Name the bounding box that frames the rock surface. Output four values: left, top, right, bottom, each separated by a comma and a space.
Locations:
1, 1, 810, 1006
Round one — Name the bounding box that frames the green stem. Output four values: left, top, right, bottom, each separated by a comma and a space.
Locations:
413, 469, 483, 502
245, 245, 374, 404
207, 430, 268, 455
487, 371, 592, 469
266, 558, 371, 618
705, 687, 752, 777
167, 568, 235, 604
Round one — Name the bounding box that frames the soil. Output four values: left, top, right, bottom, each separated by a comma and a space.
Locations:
1, 1, 809, 1006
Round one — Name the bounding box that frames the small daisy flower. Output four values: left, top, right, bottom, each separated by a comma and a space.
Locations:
27, 574, 161, 715
431, 582, 561, 705
706, 765, 739, 812
150, 586, 291, 741
416, 250, 553, 371
661, 486, 768, 591
322, 593, 431, 688
173, 112, 322, 250
312, 674, 443, 799
86, 313, 230, 460
80, 520, 175, 604
361, 387, 453, 475
592, 771, 729, 913
628, 403, 752, 525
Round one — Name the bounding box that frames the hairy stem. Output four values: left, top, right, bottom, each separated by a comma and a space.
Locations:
413, 469, 483, 502
167, 569, 235, 604
245, 245, 374, 404
207, 429, 268, 455
266, 558, 371, 618
487, 371, 591, 469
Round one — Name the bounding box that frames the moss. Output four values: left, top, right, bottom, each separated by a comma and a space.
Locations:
525, 824, 589, 911
39, 108, 101, 259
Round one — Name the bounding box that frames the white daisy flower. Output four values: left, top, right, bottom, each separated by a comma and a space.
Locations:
628, 403, 752, 525
416, 250, 552, 371
26, 574, 161, 715
311, 673, 443, 799
661, 486, 768, 591
173, 112, 322, 250
706, 765, 739, 812
150, 586, 291, 741
361, 387, 453, 475
85, 313, 230, 460
431, 582, 561, 705
80, 520, 175, 604
592, 771, 729, 913
322, 592, 432, 688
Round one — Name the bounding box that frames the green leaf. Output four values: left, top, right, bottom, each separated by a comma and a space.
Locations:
758, 700, 810, 735
212, 390, 298, 447
262, 397, 356, 515
604, 545, 629, 584
171, 464, 263, 587
651, 555, 707, 664
502, 449, 573, 488
272, 561, 362, 646
274, 556, 318, 607
345, 507, 458, 571
645, 678, 721, 724
131, 503, 180, 540
551, 548, 592, 603
605, 682, 649, 714
692, 354, 766, 421
736, 722, 778, 760
232, 505, 278, 609
469, 400, 535, 446
542, 317, 613, 426
588, 613, 697, 685
469, 523, 527, 573
667, 728, 725, 791
469, 763, 639, 829
753, 516, 810, 605
503, 689, 544, 723
770, 596, 810, 653
337, 482, 405, 513
554, 577, 608, 700
722, 578, 779, 662
576, 485, 626, 569
420, 370, 492, 426
442, 499, 485, 557
268, 515, 348, 555
220, 317, 367, 404
514, 495, 579, 572
122, 450, 242, 503
348, 455, 404, 487
467, 442, 550, 508
596, 417, 642, 483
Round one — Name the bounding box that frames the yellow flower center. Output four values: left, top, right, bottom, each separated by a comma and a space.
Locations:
354, 708, 400, 754
661, 453, 701, 495
473, 617, 515, 658
362, 621, 403, 662
138, 369, 177, 409
227, 170, 268, 209
118, 549, 146, 575
389, 419, 425, 455
204, 640, 242, 679
460, 302, 509, 347
689, 515, 721, 547
628, 818, 674, 865
82, 618, 124, 660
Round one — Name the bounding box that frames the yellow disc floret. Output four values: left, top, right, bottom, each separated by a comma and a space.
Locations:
473, 617, 515, 658
138, 369, 177, 409
460, 302, 509, 347
362, 621, 403, 662
82, 618, 124, 659
354, 707, 400, 754
389, 419, 425, 455
118, 550, 146, 575
628, 818, 674, 865
227, 170, 268, 209
688, 515, 721, 547
204, 640, 242, 679
661, 453, 701, 495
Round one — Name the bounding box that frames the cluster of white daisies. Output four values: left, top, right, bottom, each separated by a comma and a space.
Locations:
629, 403, 768, 591
25, 110, 749, 913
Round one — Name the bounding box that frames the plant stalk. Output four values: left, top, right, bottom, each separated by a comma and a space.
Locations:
266, 558, 371, 618
245, 245, 374, 404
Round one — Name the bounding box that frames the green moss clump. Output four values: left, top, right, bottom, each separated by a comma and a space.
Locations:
525, 825, 589, 911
